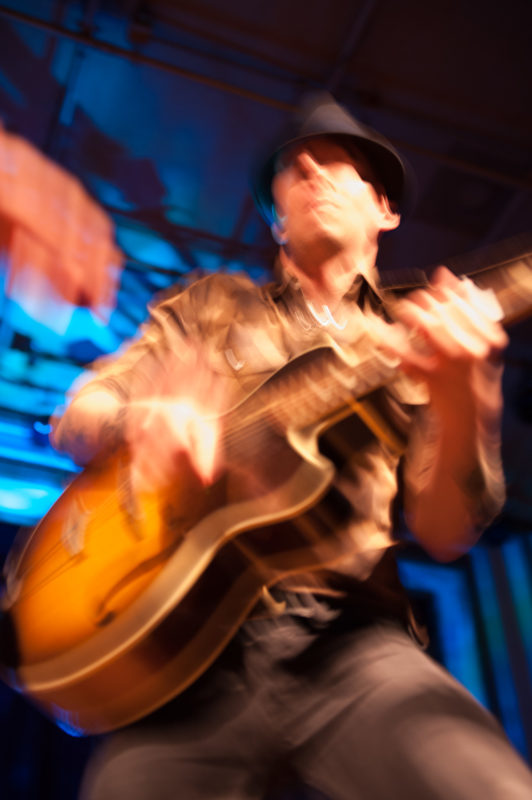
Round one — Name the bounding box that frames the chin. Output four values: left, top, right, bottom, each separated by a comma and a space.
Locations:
292, 230, 344, 260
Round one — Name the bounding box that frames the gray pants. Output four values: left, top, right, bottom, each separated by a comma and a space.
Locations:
80, 601, 532, 799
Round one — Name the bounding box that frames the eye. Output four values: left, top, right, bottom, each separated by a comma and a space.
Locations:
274, 147, 296, 173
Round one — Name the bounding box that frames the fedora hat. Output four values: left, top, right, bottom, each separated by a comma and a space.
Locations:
252, 92, 411, 224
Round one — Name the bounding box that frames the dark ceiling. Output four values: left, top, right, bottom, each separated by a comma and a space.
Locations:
0, 0, 531, 531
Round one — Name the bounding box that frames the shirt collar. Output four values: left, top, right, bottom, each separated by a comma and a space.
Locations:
271, 263, 384, 310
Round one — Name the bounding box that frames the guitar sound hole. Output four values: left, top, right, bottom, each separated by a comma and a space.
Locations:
95, 611, 115, 628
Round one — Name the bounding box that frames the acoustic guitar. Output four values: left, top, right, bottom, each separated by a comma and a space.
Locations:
1, 245, 531, 735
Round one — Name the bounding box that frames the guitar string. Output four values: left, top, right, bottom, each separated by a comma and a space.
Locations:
10, 350, 391, 594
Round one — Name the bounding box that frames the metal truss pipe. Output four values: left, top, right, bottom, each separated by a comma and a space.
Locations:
0, 5, 530, 190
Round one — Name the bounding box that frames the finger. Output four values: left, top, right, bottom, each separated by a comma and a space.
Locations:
370, 315, 439, 374
432, 268, 505, 327
170, 400, 221, 483
431, 265, 461, 289
458, 279, 505, 324
392, 298, 461, 357
187, 416, 220, 484
401, 287, 434, 312
395, 286, 506, 360
425, 279, 508, 354
439, 285, 508, 349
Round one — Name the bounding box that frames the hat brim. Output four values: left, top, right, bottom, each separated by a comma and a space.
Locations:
251, 95, 413, 224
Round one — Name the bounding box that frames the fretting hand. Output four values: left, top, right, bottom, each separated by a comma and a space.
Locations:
382, 266, 508, 424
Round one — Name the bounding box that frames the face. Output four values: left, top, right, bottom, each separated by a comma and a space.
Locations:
271, 136, 398, 256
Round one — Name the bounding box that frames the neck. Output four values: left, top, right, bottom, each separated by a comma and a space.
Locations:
279, 243, 378, 309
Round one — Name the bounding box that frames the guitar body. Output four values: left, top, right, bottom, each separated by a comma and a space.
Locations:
1, 345, 370, 735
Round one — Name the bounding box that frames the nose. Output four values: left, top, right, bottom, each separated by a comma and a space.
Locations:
294, 148, 323, 178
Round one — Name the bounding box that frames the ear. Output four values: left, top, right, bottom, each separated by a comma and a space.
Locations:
270, 215, 288, 245
377, 194, 400, 232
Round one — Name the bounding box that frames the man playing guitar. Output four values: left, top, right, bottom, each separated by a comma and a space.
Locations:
52, 94, 532, 799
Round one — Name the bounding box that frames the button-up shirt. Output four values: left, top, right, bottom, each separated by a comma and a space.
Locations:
80, 269, 504, 624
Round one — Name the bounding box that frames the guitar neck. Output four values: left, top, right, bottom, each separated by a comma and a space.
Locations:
433, 232, 532, 328
228, 346, 397, 438
468, 251, 532, 328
